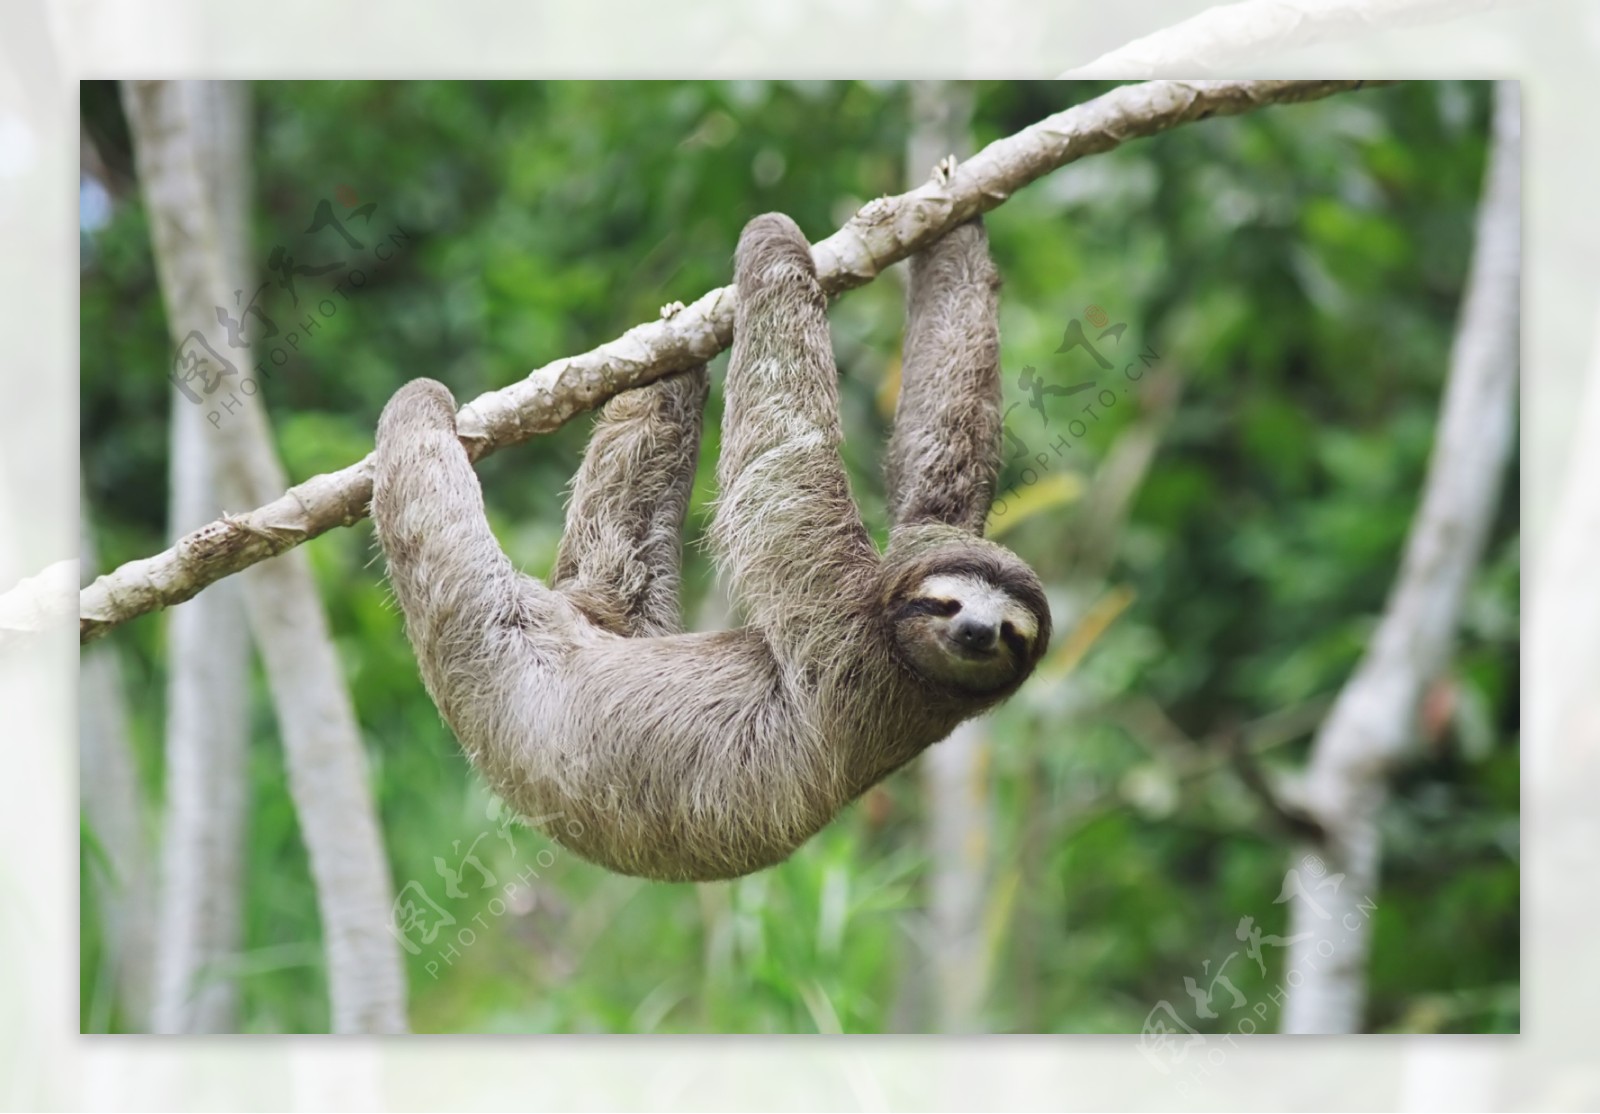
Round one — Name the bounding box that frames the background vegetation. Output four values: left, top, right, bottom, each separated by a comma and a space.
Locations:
79, 80, 1518, 1034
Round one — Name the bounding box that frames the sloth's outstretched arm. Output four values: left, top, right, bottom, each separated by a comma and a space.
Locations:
372, 379, 555, 732
552, 364, 708, 637
713, 214, 877, 656
885, 218, 1003, 535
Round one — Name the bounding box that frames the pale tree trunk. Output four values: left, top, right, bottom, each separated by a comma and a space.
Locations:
148, 81, 252, 1034
907, 80, 996, 1034
121, 79, 408, 1033
921, 718, 994, 1032
1279, 81, 1519, 1034
78, 500, 157, 1028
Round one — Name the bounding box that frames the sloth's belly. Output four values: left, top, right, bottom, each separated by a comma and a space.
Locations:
537, 802, 828, 883
494, 627, 858, 882
514, 749, 842, 883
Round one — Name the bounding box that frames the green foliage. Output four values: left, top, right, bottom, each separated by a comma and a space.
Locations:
79, 80, 1517, 1033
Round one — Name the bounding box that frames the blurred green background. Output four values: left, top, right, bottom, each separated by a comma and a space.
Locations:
79, 80, 1518, 1034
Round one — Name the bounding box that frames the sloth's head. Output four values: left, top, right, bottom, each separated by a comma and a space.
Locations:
882, 531, 1052, 698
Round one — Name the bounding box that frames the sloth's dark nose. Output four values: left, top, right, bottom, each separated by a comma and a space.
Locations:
951, 616, 997, 651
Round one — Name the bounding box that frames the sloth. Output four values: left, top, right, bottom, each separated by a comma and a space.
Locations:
371, 212, 1051, 882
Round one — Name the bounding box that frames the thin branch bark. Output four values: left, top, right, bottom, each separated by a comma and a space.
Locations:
1278, 80, 1519, 1034
122, 79, 408, 1034
80, 78, 1386, 644
1222, 727, 1326, 844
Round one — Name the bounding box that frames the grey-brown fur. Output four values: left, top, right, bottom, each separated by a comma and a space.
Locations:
371, 213, 1050, 882
887, 217, 1004, 535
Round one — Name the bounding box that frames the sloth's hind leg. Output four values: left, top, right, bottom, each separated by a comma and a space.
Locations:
713, 213, 876, 657
553, 363, 709, 637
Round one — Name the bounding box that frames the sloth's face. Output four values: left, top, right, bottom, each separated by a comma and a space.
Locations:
891, 569, 1046, 695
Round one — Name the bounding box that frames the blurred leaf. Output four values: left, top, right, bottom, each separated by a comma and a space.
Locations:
987, 470, 1086, 538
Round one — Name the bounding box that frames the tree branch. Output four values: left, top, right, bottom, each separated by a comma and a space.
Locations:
80, 78, 1386, 644
1222, 726, 1327, 844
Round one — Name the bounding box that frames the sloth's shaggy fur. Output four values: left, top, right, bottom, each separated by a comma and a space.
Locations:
372, 213, 1051, 881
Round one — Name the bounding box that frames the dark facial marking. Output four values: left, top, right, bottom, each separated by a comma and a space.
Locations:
999, 622, 1029, 663
895, 596, 961, 621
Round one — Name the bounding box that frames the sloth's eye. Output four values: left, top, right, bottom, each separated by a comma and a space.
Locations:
1001, 620, 1017, 640
898, 596, 961, 621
